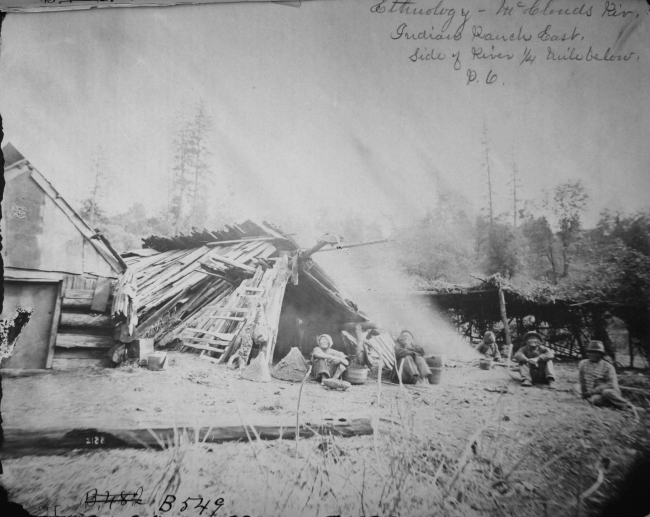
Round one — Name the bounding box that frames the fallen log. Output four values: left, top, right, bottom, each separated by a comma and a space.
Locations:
3, 418, 373, 457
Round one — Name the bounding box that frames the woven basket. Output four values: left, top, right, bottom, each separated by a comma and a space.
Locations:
342, 367, 368, 385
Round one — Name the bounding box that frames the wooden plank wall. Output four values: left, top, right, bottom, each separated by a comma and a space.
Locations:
52, 273, 117, 369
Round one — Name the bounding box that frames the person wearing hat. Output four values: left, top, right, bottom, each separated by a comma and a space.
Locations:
475, 331, 502, 362
391, 330, 432, 385
578, 340, 628, 409
311, 334, 349, 384
514, 331, 556, 388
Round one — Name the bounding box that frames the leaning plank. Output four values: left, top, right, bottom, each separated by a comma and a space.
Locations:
182, 342, 228, 352
2, 418, 373, 457
205, 254, 256, 274
59, 313, 113, 328
207, 315, 246, 322
56, 334, 114, 348
90, 277, 112, 313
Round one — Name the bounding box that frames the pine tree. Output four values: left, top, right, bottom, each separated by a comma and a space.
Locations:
171, 122, 192, 234
187, 102, 213, 228
481, 123, 495, 226
80, 146, 107, 229
170, 101, 214, 232
508, 148, 523, 228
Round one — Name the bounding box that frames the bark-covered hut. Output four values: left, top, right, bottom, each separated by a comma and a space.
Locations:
112, 222, 396, 367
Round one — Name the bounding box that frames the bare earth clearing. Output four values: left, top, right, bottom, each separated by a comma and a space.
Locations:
2, 352, 649, 517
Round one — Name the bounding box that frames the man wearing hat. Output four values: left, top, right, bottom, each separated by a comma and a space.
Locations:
578, 340, 628, 409
514, 331, 556, 388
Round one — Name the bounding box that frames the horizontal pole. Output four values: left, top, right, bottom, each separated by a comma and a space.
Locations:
314, 238, 389, 253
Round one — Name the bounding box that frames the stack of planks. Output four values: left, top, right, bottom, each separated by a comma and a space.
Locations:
112, 239, 278, 345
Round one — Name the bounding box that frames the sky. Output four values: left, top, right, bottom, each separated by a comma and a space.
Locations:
1, 0, 649, 238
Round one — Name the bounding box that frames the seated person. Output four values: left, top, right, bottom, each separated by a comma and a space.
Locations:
475, 331, 502, 361
514, 331, 556, 388
579, 340, 629, 410
311, 334, 349, 384
391, 330, 432, 385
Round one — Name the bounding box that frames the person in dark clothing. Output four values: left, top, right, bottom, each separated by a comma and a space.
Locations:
514, 331, 556, 388
392, 330, 432, 385
475, 331, 502, 361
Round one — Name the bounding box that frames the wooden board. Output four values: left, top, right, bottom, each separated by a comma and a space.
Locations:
183, 328, 234, 341
90, 277, 112, 313
207, 315, 246, 322
46, 283, 63, 369
59, 313, 113, 328
54, 347, 107, 360
51, 358, 105, 370
62, 298, 94, 310
2, 418, 373, 458
2, 280, 60, 369
182, 342, 228, 351
63, 289, 94, 300
56, 334, 114, 348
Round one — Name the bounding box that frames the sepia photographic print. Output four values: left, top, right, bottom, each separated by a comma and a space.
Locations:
0, 0, 649, 515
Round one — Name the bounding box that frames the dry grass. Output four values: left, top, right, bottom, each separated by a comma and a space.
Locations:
4, 364, 649, 517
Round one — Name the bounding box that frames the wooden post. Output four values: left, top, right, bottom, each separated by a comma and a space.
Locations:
262, 256, 292, 364
498, 281, 513, 364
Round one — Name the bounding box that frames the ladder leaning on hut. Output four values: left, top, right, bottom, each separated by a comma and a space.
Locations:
179, 279, 265, 363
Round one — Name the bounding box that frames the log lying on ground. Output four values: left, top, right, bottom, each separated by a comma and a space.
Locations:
3, 418, 373, 457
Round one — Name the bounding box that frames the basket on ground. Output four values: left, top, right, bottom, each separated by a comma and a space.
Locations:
342, 366, 368, 385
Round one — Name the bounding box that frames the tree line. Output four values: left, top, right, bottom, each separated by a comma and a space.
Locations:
79, 101, 235, 252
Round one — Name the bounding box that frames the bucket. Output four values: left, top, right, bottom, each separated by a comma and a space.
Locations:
342, 367, 368, 385
428, 367, 442, 385
479, 358, 492, 370
147, 352, 168, 371
425, 354, 445, 368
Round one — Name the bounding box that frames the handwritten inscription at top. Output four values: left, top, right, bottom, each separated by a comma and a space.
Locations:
371, 0, 644, 85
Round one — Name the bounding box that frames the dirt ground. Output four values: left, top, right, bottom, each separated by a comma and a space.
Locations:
2, 352, 649, 517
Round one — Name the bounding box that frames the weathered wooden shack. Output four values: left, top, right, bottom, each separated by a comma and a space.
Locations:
113, 222, 396, 368
2, 143, 126, 369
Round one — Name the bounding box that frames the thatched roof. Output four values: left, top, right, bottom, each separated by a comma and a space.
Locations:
416, 274, 616, 308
